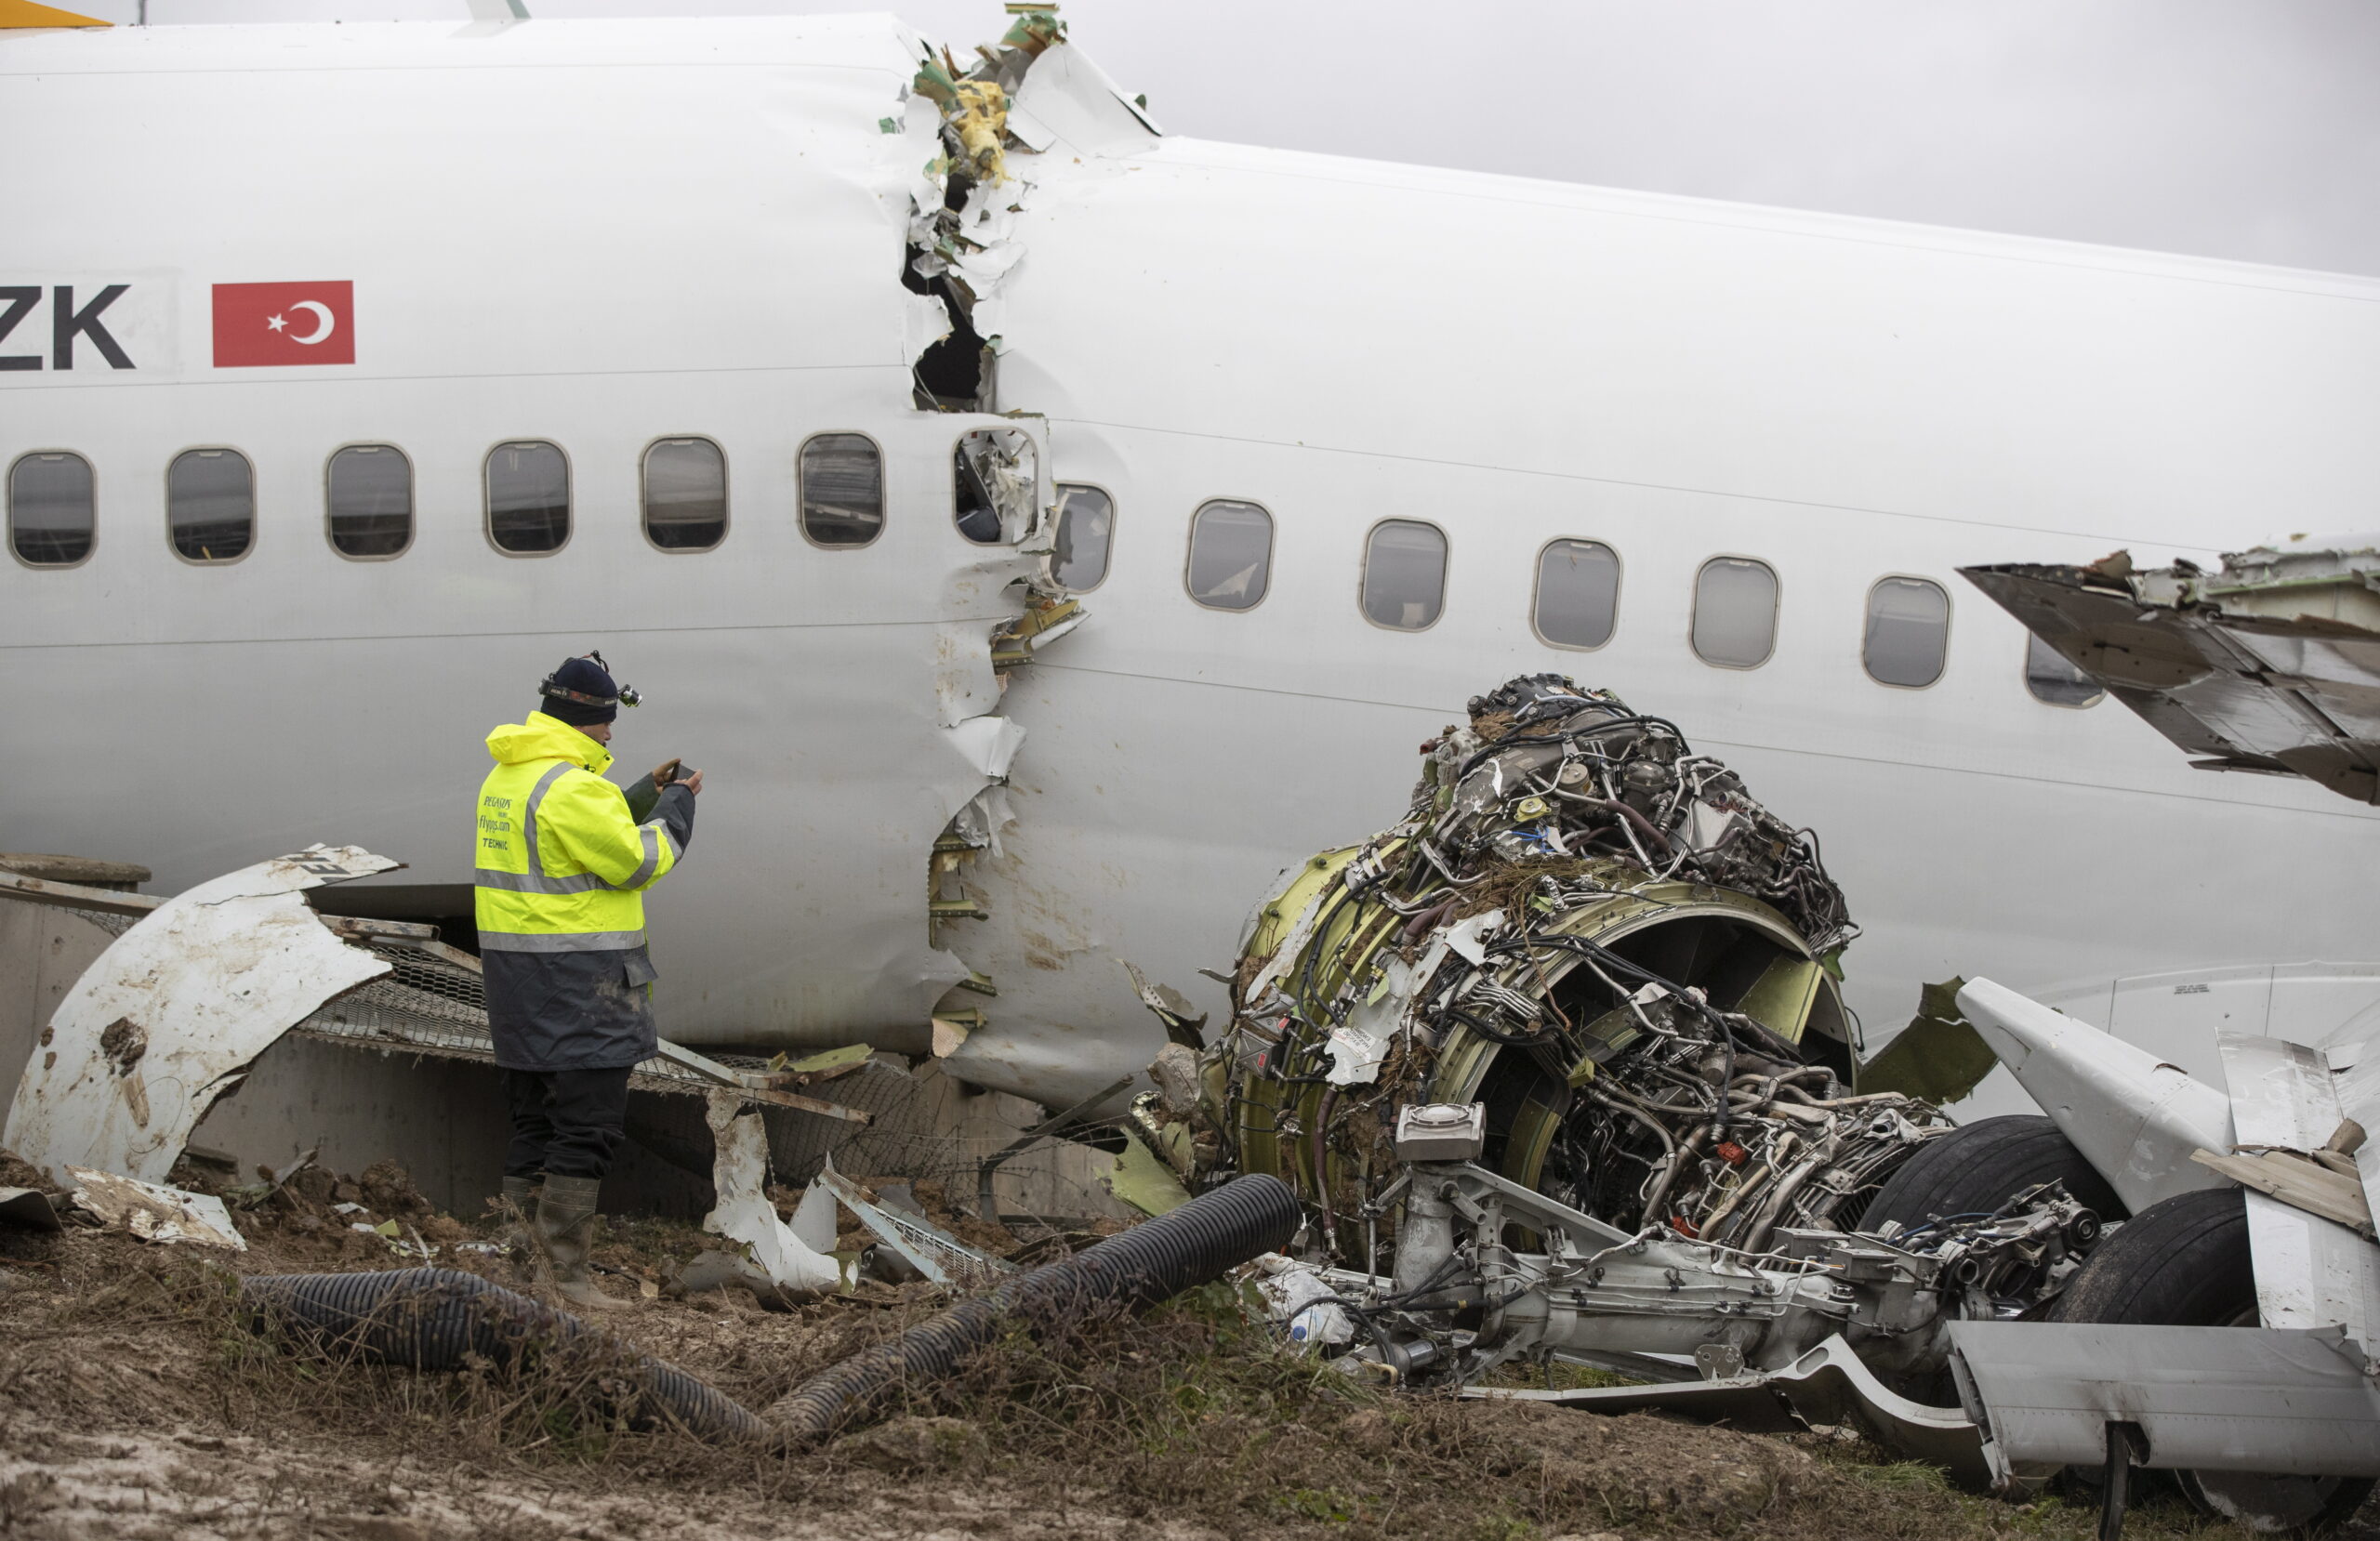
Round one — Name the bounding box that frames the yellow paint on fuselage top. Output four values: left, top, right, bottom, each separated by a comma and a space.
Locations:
0, 0, 110, 27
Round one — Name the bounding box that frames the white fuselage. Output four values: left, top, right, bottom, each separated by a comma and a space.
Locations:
6, 16, 2377, 1111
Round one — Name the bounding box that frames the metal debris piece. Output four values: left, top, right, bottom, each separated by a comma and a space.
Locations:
700, 1092, 847, 1295
2197, 1143, 2373, 1237
819, 1162, 1012, 1291
975, 1072, 1130, 1222
6, 845, 400, 1187
1964, 535, 2380, 803
1470, 1333, 1990, 1488
67, 1166, 245, 1250
769, 1043, 874, 1086
2206, 1033, 2380, 1343
0, 853, 151, 890
0, 1187, 60, 1231
0, 867, 160, 916
1950, 1321, 2380, 1491
1104, 1130, 1191, 1218
1122, 959, 1207, 1049
1859, 977, 1997, 1103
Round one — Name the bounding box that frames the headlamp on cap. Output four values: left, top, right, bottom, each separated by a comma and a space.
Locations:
538, 650, 642, 717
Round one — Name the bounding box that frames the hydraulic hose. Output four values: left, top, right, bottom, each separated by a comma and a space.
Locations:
764, 1172, 1302, 1445
240, 1174, 1304, 1454
239, 1267, 770, 1443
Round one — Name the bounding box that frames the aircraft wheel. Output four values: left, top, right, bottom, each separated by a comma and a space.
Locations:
2053, 1188, 2375, 1534
1862, 1113, 2125, 1237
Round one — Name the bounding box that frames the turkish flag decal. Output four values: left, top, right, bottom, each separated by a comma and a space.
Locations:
211, 282, 355, 367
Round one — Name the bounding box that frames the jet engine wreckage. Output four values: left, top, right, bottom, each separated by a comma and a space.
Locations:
1160, 676, 2083, 1388
1113, 672, 2380, 1534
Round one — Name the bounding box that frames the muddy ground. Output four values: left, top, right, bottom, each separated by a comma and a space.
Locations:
0, 1152, 2366, 1541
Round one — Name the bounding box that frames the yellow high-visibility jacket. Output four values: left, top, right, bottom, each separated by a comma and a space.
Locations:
473, 713, 682, 953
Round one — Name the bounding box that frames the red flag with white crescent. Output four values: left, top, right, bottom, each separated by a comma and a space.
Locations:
211, 282, 355, 367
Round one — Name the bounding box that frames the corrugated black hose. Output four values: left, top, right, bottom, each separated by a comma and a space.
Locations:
239, 1265, 771, 1443
237, 1173, 1303, 1451
763, 1171, 1303, 1443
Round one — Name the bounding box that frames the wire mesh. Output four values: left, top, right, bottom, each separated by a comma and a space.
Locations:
37, 904, 1122, 1221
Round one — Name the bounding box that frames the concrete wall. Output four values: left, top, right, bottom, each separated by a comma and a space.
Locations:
187, 1036, 512, 1214
0, 902, 115, 1104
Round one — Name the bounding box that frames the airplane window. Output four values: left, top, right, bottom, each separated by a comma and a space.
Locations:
800, 433, 883, 547
326, 445, 413, 560
1532, 539, 1620, 649
1361, 519, 1448, 630
954, 428, 1036, 546
1051, 483, 1113, 589
167, 448, 254, 563
8, 452, 94, 567
2026, 632, 2104, 708
1185, 498, 1273, 611
642, 437, 727, 552
1691, 556, 1777, 668
485, 441, 569, 554
1863, 576, 1950, 688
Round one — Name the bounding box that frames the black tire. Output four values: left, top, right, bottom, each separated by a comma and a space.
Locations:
2053, 1188, 2375, 1534
1863, 1114, 2127, 1236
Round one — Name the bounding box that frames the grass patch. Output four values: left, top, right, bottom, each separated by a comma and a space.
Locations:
0, 1233, 2323, 1541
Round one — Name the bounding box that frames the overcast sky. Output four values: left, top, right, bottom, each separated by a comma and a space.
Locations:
65, 0, 2380, 277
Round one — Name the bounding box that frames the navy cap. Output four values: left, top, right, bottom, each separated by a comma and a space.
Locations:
538, 653, 622, 726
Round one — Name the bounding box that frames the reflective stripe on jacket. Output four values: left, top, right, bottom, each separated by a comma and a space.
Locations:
473, 713, 683, 953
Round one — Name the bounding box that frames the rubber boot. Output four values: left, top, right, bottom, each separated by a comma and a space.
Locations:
532, 1174, 631, 1312
498, 1175, 542, 1275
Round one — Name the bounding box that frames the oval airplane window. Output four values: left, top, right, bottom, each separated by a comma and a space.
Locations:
486, 441, 569, 555
326, 444, 413, 560
167, 448, 255, 564
1185, 499, 1273, 611
9, 451, 95, 567
1360, 519, 1448, 630
1052, 483, 1114, 589
2026, 632, 2104, 708
1691, 556, 1777, 668
642, 437, 727, 552
1532, 539, 1620, 650
800, 433, 883, 547
1863, 576, 1950, 688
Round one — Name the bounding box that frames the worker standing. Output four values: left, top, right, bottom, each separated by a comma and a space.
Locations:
472, 652, 702, 1311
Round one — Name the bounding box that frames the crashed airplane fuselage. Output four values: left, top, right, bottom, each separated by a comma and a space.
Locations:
5, 15, 2380, 1113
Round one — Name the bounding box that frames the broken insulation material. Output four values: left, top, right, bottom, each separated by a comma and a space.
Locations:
1171, 675, 1947, 1266
902, 16, 1075, 413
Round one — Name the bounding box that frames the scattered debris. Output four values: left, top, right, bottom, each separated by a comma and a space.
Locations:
67, 1166, 245, 1250
700, 1093, 847, 1296
817, 1164, 1012, 1292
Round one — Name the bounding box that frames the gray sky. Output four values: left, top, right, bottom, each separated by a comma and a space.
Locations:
67, 0, 2380, 276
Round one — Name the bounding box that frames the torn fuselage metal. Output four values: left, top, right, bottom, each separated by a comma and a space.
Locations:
3, 844, 401, 1187
1963, 536, 2380, 803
